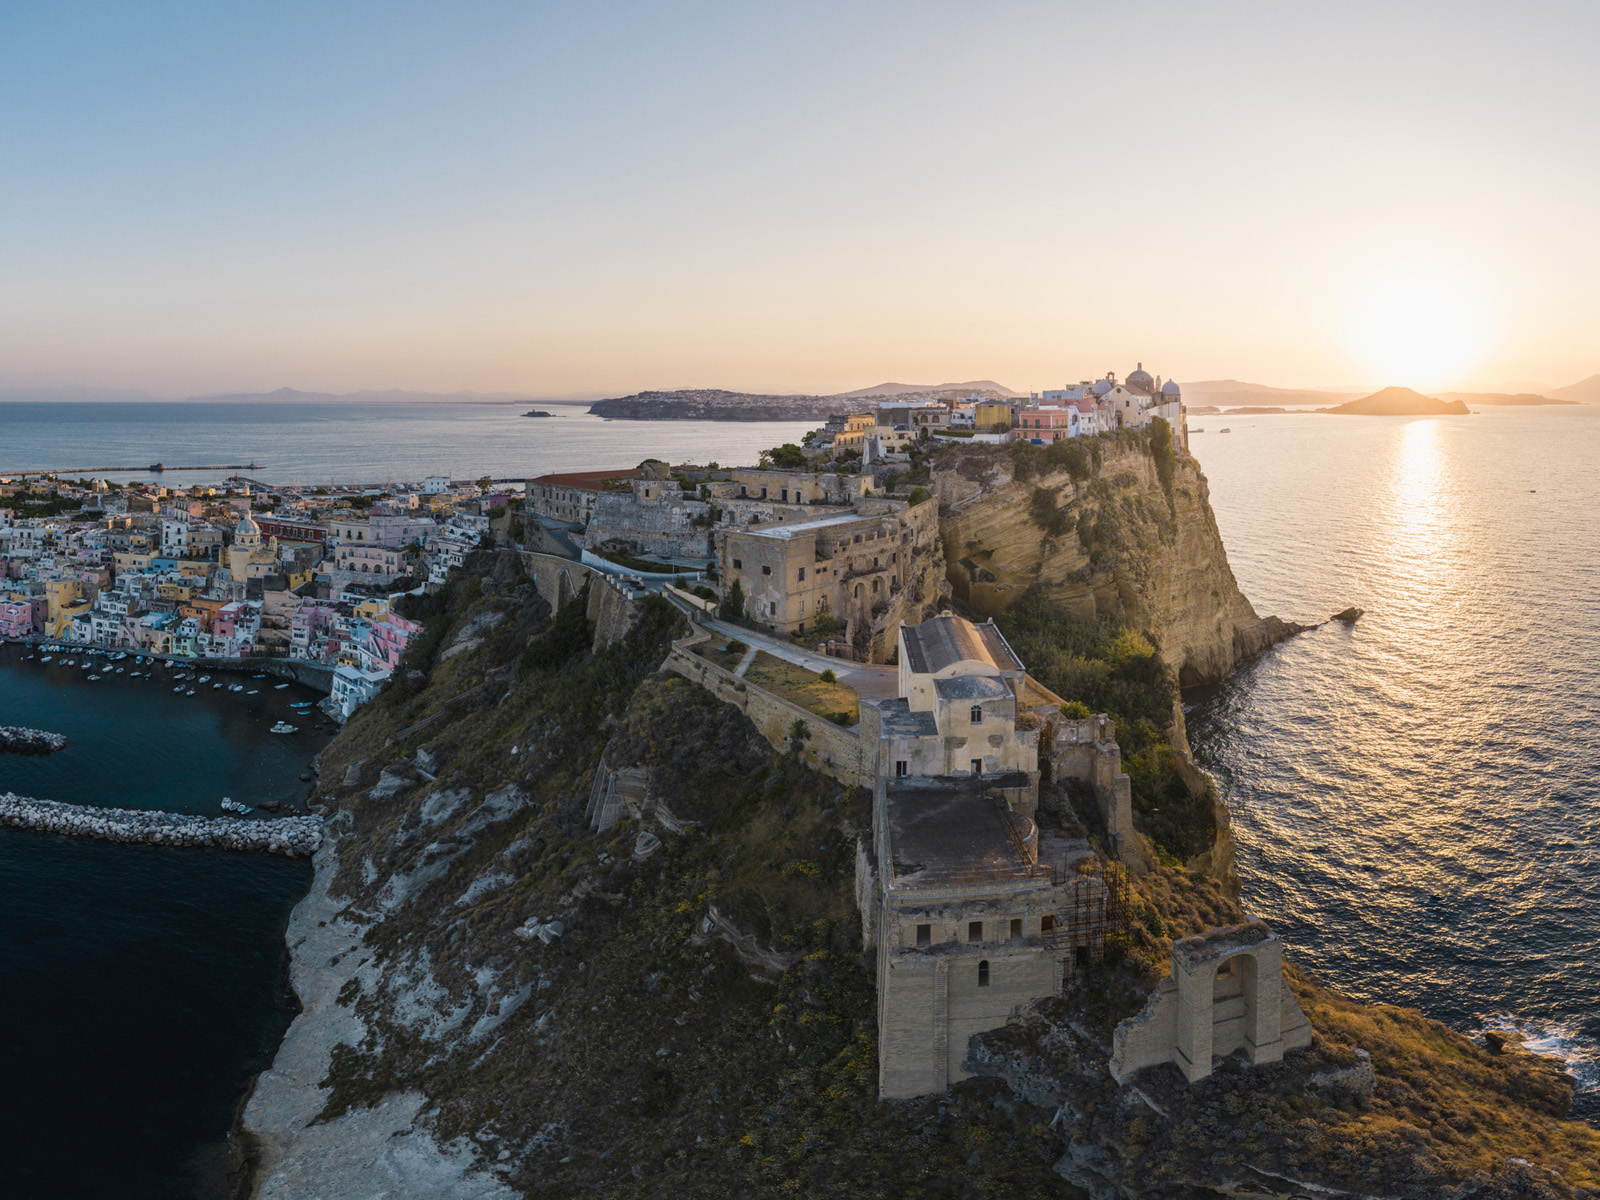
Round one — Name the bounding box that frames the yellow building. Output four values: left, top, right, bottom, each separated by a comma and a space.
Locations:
973, 401, 1014, 431
227, 514, 281, 581
44, 579, 90, 638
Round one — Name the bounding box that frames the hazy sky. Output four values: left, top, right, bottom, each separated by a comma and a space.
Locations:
1, 1, 1595, 397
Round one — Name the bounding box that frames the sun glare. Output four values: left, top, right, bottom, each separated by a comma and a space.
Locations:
1351, 270, 1487, 389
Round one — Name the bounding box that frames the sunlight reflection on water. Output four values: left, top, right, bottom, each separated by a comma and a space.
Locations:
1187, 407, 1600, 1120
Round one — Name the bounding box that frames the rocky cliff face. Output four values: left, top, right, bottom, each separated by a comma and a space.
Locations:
932, 437, 1299, 686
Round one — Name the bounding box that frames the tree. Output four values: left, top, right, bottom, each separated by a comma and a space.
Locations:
759, 443, 807, 469
719, 578, 746, 621
476, 475, 494, 492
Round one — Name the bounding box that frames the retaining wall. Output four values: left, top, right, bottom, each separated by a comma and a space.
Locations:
664, 634, 873, 788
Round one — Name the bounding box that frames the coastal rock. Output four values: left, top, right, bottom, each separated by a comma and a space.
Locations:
932, 442, 1303, 686
0, 726, 68, 755
0, 792, 321, 856
1332, 606, 1364, 623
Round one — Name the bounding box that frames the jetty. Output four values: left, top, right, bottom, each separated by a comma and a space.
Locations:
0, 726, 67, 755
0, 793, 323, 857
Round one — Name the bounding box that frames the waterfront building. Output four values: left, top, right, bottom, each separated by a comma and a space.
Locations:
524, 469, 642, 527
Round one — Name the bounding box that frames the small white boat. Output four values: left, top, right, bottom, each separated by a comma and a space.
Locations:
274, 683, 289, 690
87, 674, 101, 681
41, 656, 52, 663
186, 689, 196, 696
173, 686, 184, 692
198, 675, 211, 682
212, 682, 223, 689
220, 797, 252, 815
252, 674, 266, 679
269, 721, 298, 734
246, 689, 259, 694
229, 684, 244, 693
116, 667, 125, 673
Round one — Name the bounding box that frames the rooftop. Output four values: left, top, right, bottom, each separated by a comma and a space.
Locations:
933, 674, 1011, 701
743, 511, 881, 539
884, 775, 1036, 889
900, 615, 1024, 676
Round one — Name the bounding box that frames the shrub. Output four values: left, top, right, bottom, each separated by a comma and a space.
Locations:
907, 486, 930, 507
1061, 699, 1091, 719
719, 579, 746, 621
819, 668, 837, 684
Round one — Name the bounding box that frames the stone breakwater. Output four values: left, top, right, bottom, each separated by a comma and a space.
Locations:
0, 793, 323, 857
0, 726, 67, 755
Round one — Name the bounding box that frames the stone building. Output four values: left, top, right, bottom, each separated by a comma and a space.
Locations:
524, 469, 641, 526
716, 497, 944, 659
1110, 921, 1313, 1083
862, 614, 1111, 1098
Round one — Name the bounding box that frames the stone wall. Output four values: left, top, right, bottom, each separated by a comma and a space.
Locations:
662, 634, 873, 788
518, 550, 601, 611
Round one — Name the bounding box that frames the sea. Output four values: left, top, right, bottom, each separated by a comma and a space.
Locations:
0, 399, 1596, 1196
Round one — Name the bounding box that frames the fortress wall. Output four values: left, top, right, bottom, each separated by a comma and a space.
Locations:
663, 636, 872, 788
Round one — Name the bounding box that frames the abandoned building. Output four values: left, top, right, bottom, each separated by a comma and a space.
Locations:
1110, 921, 1313, 1083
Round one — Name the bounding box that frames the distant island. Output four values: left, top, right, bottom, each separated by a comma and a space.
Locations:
1437, 392, 1576, 407
1320, 387, 1471, 416
588, 381, 1018, 421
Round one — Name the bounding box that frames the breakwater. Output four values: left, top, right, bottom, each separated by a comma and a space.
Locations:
0, 726, 67, 755
0, 793, 323, 857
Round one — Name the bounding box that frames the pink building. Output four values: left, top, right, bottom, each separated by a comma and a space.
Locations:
1015, 405, 1080, 444
0, 598, 35, 639
366, 614, 423, 671
214, 601, 246, 639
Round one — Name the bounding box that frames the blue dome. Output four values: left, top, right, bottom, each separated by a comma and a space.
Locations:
1161, 378, 1181, 396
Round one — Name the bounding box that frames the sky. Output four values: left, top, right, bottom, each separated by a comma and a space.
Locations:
0, 1, 1595, 398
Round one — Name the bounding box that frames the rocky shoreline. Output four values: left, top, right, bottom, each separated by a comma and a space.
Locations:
0, 793, 323, 856
0, 725, 67, 754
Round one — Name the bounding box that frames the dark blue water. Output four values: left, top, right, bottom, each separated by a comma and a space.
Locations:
0, 645, 330, 1197
1187, 406, 1600, 1119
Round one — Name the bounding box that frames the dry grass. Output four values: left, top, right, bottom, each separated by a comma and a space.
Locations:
744, 650, 860, 725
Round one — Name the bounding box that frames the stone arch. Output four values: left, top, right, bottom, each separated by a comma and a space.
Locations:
556, 569, 577, 610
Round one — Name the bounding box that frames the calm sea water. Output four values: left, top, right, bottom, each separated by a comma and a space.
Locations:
0, 648, 332, 1197
0, 399, 817, 485
1187, 405, 1600, 1119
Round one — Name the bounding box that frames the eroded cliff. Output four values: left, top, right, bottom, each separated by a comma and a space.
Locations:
931, 433, 1299, 687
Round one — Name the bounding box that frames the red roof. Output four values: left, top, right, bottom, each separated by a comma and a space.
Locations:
529, 469, 642, 491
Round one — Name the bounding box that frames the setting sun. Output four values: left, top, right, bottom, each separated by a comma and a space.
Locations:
1351, 271, 1488, 389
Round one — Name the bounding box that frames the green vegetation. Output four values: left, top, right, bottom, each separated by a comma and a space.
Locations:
745, 651, 859, 725
1027, 485, 1072, 538
994, 593, 1213, 861
758, 443, 808, 469
1147, 416, 1175, 510
719, 578, 746, 620
1008, 433, 1098, 483
906, 485, 930, 507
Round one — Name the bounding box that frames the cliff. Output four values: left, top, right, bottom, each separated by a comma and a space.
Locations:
241, 505, 1598, 1200
930, 433, 1300, 687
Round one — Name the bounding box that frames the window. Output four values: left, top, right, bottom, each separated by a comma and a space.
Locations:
977, 960, 990, 987
1010, 918, 1022, 939
895, 760, 908, 777
761, 564, 771, 575
797, 567, 805, 581
916, 924, 931, 948
732, 558, 741, 569
1040, 915, 1054, 935
769, 602, 776, 616
780, 489, 788, 502
760, 487, 768, 499
970, 705, 983, 724
968, 921, 982, 943
971, 758, 982, 776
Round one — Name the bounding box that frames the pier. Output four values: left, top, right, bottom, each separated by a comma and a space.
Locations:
0, 463, 262, 477
0, 794, 323, 857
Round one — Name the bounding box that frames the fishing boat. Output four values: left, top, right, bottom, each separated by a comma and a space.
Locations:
246, 689, 259, 694
186, 689, 196, 696
213, 682, 223, 689
252, 674, 266, 679
1219, 427, 1232, 433
220, 797, 252, 815
274, 683, 290, 690
41, 656, 52, 663
269, 721, 298, 734
198, 675, 211, 682
87, 674, 100, 681
173, 686, 184, 693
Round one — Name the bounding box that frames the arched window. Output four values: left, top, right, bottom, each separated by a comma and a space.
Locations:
971, 705, 984, 724
977, 960, 989, 988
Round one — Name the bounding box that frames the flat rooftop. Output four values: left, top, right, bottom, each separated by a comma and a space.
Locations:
884, 775, 1036, 889
743, 511, 879, 539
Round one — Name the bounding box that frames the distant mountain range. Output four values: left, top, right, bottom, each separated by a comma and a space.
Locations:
1549, 373, 1600, 404
835, 379, 1023, 399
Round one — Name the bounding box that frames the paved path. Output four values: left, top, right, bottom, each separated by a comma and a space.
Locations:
691, 611, 899, 701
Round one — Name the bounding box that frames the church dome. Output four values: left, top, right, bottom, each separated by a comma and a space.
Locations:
235, 513, 261, 538
1161, 378, 1181, 396
1092, 378, 1112, 396
1126, 362, 1154, 392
